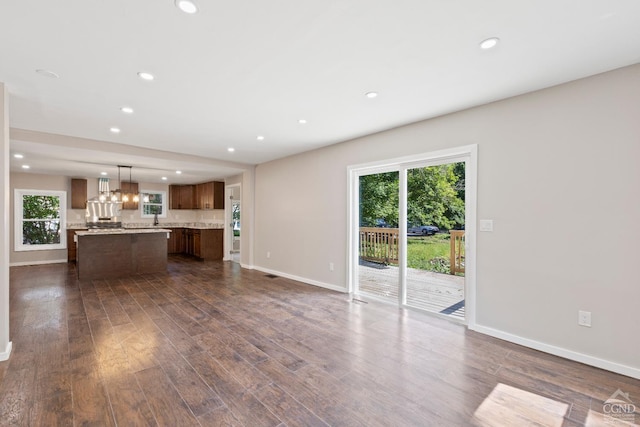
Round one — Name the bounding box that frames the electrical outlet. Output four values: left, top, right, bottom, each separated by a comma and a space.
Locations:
266, 251, 271, 259
329, 262, 334, 271
578, 310, 592, 327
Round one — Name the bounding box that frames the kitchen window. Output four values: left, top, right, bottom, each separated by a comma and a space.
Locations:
140, 190, 167, 218
14, 189, 67, 251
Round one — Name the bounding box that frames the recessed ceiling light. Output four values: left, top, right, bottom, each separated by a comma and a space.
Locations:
120, 106, 134, 114
161, 176, 168, 181
176, 170, 182, 174
365, 92, 378, 98
100, 172, 107, 176
110, 127, 121, 134
13, 153, 24, 159
137, 71, 155, 81
227, 147, 235, 152
257, 135, 265, 141
21, 165, 30, 169
480, 37, 499, 50
175, 0, 198, 14
298, 119, 307, 124
35, 69, 59, 79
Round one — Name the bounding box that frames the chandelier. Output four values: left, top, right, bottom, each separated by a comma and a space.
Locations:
98, 165, 140, 203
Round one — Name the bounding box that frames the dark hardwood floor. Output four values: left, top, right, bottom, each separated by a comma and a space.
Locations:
1, 256, 638, 426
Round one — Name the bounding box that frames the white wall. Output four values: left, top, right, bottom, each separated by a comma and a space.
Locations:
254, 64, 640, 376
0, 83, 11, 360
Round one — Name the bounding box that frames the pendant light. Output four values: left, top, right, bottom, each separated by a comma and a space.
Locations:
112, 165, 139, 203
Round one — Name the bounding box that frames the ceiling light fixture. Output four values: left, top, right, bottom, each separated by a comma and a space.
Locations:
161, 177, 168, 181
228, 147, 235, 152
100, 172, 107, 176
480, 37, 500, 50
176, 170, 182, 174
103, 165, 140, 203
110, 127, 121, 134
21, 165, 30, 169
13, 153, 24, 159
175, 0, 198, 14
298, 119, 307, 124
365, 92, 378, 98
120, 106, 134, 114
35, 69, 59, 79
137, 71, 155, 81
257, 135, 265, 141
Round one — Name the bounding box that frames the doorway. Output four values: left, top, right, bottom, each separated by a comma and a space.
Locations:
348, 145, 476, 325
226, 184, 241, 263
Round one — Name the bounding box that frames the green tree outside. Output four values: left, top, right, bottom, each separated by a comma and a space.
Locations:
359, 163, 465, 231
22, 195, 61, 244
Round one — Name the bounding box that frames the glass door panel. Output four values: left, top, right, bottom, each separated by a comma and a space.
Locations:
357, 171, 400, 303
404, 162, 466, 319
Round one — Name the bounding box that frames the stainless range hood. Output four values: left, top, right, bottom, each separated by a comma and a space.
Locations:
85, 199, 123, 229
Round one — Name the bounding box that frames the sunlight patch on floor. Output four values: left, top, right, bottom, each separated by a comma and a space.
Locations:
472, 383, 569, 426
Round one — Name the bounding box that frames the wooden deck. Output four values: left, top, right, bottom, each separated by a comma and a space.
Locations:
357, 260, 465, 319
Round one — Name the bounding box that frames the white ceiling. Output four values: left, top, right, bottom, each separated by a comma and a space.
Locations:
1, 0, 639, 183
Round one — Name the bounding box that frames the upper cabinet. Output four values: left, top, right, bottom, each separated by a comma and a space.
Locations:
169, 185, 196, 210
170, 182, 224, 210
196, 181, 225, 210
120, 181, 139, 210
71, 178, 87, 209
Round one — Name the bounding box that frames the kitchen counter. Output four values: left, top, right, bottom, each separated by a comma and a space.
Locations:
67, 223, 224, 230
76, 229, 170, 280
75, 228, 172, 236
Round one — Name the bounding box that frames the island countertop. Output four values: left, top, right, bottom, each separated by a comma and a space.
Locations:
75, 228, 172, 236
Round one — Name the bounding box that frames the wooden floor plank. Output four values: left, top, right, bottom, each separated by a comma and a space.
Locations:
135, 366, 200, 427
1, 259, 638, 427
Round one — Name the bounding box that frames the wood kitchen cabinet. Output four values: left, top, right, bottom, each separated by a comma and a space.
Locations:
169, 185, 195, 209
67, 228, 86, 262
195, 181, 225, 210
167, 228, 185, 254
71, 178, 87, 209
120, 181, 139, 210
180, 228, 223, 260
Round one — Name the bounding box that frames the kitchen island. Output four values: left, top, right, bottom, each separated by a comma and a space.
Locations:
75, 228, 171, 280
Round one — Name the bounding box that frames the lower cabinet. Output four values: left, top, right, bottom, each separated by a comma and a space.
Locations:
167, 228, 185, 254
168, 228, 222, 260
67, 229, 87, 262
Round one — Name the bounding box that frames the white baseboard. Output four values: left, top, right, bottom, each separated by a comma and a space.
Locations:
471, 324, 640, 380
0, 341, 12, 362
252, 265, 348, 294
10, 259, 67, 267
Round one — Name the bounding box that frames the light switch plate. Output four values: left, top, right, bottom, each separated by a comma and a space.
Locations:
479, 220, 494, 232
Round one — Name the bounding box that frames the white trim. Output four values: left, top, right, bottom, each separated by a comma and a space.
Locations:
253, 265, 348, 294
472, 324, 640, 380
10, 259, 67, 267
0, 341, 12, 361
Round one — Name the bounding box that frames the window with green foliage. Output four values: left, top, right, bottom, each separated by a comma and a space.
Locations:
140, 190, 167, 218
14, 190, 67, 251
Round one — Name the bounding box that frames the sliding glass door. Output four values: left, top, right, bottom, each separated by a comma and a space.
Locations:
350, 147, 475, 324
